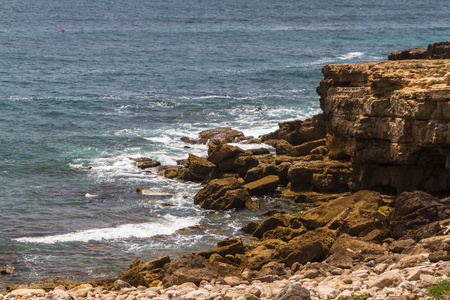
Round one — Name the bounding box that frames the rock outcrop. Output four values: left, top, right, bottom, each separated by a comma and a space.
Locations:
317, 58, 450, 193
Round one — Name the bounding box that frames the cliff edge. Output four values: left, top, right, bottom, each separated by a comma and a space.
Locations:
317, 58, 450, 193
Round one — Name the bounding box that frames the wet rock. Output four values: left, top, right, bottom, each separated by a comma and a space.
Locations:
181, 127, 246, 144
427, 41, 450, 59
120, 269, 148, 288
250, 148, 271, 155
161, 254, 220, 288
132, 157, 161, 169
194, 177, 257, 210
136, 187, 172, 196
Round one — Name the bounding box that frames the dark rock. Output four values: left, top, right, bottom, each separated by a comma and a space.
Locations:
389, 191, 449, 240
388, 47, 428, 60
241, 221, 261, 235
161, 254, 220, 288
427, 41, 450, 59
250, 148, 271, 155
244, 175, 280, 195
389, 239, 416, 253
262, 226, 307, 242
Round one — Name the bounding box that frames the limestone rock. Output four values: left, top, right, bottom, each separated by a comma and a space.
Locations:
196, 237, 244, 259
318, 59, 450, 193
179, 153, 217, 181
181, 127, 246, 144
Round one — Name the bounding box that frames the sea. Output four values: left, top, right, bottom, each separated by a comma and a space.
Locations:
0, 0, 449, 289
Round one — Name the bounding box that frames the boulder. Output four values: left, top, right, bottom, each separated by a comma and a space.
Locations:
161, 254, 220, 288
389, 191, 450, 240
207, 140, 245, 164
244, 175, 280, 195
273, 284, 311, 300
119, 269, 148, 287
194, 177, 258, 210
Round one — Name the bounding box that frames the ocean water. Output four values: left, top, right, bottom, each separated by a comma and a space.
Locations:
0, 0, 449, 289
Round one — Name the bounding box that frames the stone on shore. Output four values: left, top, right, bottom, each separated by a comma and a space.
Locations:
244, 175, 280, 195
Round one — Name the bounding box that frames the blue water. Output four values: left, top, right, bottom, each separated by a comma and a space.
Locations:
1, 0, 449, 289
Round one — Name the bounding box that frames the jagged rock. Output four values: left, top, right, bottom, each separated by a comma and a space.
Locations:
261, 114, 326, 146
318, 59, 450, 193
244, 175, 280, 195
241, 221, 261, 235
287, 159, 352, 192
194, 177, 258, 210
261, 226, 307, 242
161, 254, 220, 288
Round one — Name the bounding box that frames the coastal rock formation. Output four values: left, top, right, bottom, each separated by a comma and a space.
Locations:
317, 58, 450, 193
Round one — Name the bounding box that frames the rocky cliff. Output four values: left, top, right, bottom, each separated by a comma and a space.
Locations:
317, 59, 450, 193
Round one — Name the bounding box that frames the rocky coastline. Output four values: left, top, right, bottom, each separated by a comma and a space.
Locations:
3, 42, 450, 299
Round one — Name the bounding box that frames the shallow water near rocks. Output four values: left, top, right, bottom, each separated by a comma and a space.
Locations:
0, 0, 449, 290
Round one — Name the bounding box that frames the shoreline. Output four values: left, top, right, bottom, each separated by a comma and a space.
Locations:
3, 43, 450, 299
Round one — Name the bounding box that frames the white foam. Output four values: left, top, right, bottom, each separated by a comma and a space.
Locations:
337, 51, 365, 60
15, 214, 201, 244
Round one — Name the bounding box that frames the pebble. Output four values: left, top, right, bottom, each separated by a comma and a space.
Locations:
3, 251, 449, 300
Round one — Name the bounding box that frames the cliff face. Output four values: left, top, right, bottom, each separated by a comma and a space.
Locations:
317, 59, 450, 193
